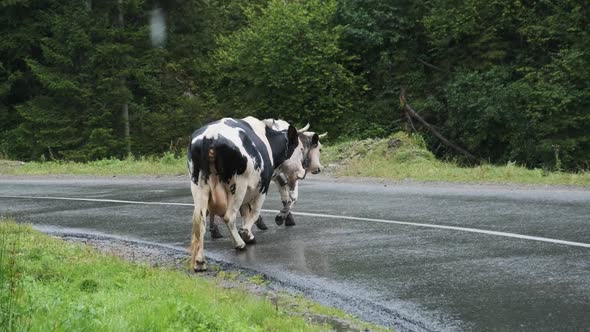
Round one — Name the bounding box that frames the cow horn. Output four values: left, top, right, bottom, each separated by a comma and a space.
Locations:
297, 123, 310, 133
318, 132, 328, 138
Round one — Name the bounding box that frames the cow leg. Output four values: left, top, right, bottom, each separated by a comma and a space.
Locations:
284, 181, 298, 227
190, 182, 209, 272
254, 215, 268, 230
239, 195, 265, 244
275, 180, 298, 226
238, 204, 256, 244
284, 212, 295, 226
209, 213, 223, 239
275, 182, 292, 225
223, 182, 247, 250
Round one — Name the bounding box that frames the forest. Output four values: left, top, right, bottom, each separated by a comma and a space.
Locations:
1, 0, 588, 170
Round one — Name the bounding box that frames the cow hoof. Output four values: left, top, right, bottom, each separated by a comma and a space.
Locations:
255, 216, 268, 230
275, 213, 285, 226
194, 260, 207, 272
239, 228, 256, 244
235, 242, 247, 251
210, 227, 223, 239
285, 212, 296, 227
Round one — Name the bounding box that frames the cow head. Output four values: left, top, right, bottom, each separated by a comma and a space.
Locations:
300, 132, 328, 174
276, 123, 327, 180
299, 129, 326, 175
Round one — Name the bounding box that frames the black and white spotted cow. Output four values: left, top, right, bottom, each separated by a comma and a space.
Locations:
207, 124, 326, 238
187, 116, 303, 271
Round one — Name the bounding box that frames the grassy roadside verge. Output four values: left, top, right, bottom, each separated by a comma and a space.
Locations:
1, 132, 588, 186
0, 154, 186, 177
323, 132, 590, 186
0, 220, 384, 331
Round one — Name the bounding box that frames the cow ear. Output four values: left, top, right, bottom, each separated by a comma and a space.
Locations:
287, 125, 298, 145
311, 133, 319, 147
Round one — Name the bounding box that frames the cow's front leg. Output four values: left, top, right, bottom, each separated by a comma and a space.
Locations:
275, 181, 292, 226
254, 215, 268, 230
284, 181, 298, 227
284, 211, 295, 226
239, 196, 265, 245
208, 212, 223, 239
275, 180, 298, 226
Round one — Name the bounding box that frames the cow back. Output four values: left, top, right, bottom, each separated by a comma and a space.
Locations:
188, 118, 274, 194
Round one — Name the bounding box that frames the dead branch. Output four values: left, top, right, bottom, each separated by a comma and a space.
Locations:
400, 89, 478, 162
417, 59, 449, 73
405, 108, 417, 132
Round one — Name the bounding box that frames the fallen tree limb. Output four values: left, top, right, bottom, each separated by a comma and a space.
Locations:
399, 89, 478, 162
417, 58, 449, 73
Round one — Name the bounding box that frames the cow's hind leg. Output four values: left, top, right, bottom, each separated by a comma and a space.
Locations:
190, 182, 209, 271
238, 204, 256, 244
223, 182, 247, 250
239, 195, 265, 245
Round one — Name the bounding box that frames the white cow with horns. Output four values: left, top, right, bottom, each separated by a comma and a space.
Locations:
187, 117, 304, 271
208, 123, 326, 238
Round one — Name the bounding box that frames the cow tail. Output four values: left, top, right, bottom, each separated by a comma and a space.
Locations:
188, 137, 211, 185
188, 140, 196, 184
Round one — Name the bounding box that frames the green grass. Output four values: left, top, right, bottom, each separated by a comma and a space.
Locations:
323, 132, 590, 186
2, 133, 588, 186
0, 153, 186, 176
0, 219, 384, 331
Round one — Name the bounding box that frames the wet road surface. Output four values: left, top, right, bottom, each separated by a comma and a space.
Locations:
1, 176, 589, 331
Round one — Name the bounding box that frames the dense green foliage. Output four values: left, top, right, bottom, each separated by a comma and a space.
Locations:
1, 0, 588, 170
211, 0, 356, 133
0, 0, 220, 161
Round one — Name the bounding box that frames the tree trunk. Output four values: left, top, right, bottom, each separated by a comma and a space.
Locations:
122, 100, 130, 156
118, 0, 131, 156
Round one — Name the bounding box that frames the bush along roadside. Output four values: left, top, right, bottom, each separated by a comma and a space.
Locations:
0, 219, 386, 331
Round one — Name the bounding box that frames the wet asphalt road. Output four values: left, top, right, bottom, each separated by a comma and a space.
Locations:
1, 176, 589, 331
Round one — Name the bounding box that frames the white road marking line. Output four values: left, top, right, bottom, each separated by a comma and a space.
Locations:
0, 195, 195, 207
2, 195, 590, 248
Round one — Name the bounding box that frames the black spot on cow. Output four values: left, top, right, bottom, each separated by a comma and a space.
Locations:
265, 123, 299, 165
265, 127, 288, 166
230, 183, 236, 195
213, 136, 248, 184
224, 119, 274, 193
224, 119, 266, 170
